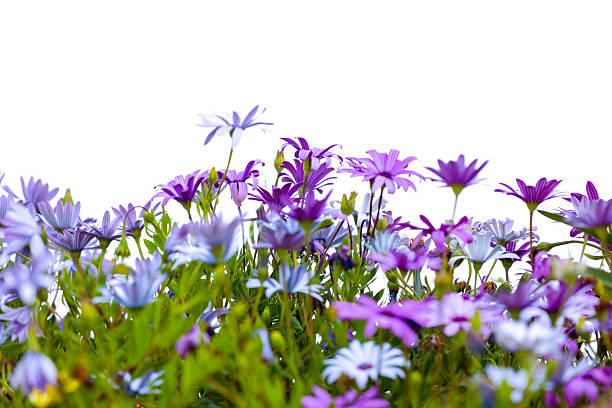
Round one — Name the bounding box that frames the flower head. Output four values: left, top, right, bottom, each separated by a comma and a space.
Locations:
408, 215, 473, 254
197, 105, 273, 148
153, 170, 207, 206
10, 351, 58, 396
249, 184, 299, 213
323, 341, 406, 389
425, 155, 488, 196
3, 177, 59, 210
257, 214, 305, 251
301, 386, 389, 408
47, 228, 96, 254
175, 323, 209, 358
246, 264, 324, 301
495, 178, 562, 213
107, 254, 166, 308
170, 217, 240, 265
85, 211, 122, 246
38, 200, 81, 231
280, 159, 336, 195
222, 160, 264, 207
281, 136, 342, 171
340, 150, 424, 194
562, 196, 612, 231
119, 370, 163, 396
450, 232, 518, 267
0, 259, 52, 305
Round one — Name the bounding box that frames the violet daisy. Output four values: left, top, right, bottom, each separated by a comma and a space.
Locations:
85, 211, 123, 249
3, 176, 59, 210
340, 149, 424, 194
153, 170, 207, 210
197, 105, 273, 148
108, 254, 166, 308
426, 154, 488, 196
46, 228, 96, 255
10, 351, 58, 397
175, 323, 209, 358
280, 159, 336, 195
37, 200, 81, 231
281, 136, 342, 171
221, 160, 263, 207
249, 184, 300, 213
257, 214, 305, 251
495, 178, 562, 214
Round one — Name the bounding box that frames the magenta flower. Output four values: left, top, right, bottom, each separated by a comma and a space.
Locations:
221, 160, 263, 207
249, 184, 299, 213
495, 178, 562, 213
369, 246, 427, 272
281, 136, 342, 171
425, 155, 488, 196
153, 170, 207, 206
340, 150, 424, 194
562, 367, 612, 408
286, 192, 330, 224
280, 159, 336, 195
407, 215, 473, 253
301, 386, 389, 408
197, 105, 273, 148
332, 296, 424, 347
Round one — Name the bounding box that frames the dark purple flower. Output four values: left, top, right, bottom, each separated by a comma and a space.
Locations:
281, 136, 342, 171
249, 184, 300, 213
175, 323, 209, 358
340, 149, 424, 194
10, 351, 58, 396
38, 200, 81, 231
280, 159, 336, 195
532, 251, 560, 280
425, 155, 488, 196
197, 105, 273, 148
301, 385, 389, 408
494, 280, 538, 312
286, 192, 330, 225
332, 296, 424, 347
153, 170, 207, 206
85, 211, 122, 247
495, 178, 563, 213
47, 228, 96, 254
221, 160, 264, 207
565, 180, 600, 203
369, 246, 427, 272
3, 177, 59, 209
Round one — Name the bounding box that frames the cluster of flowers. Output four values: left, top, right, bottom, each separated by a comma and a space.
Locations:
1, 106, 612, 407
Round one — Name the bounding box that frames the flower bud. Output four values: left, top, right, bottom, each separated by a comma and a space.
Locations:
208, 167, 218, 186
114, 233, 131, 259
274, 150, 285, 173
340, 192, 357, 216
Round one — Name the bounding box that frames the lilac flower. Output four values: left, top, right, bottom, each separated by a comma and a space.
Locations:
322, 341, 407, 389
153, 170, 207, 206
561, 367, 612, 408
562, 196, 612, 230
536, 280, 598, 325
566, 180, 600, 203
246, 264, 324, 301
112, 203, 148, 235
0, 304, 34, 344
108, 254, 166, 308
197, 105, 273, 148
365, 231, 400, 255
38, 200, 81, 231
257, 214, 305, 250
494, 280, 538, 312
479, 365, 539, 405
169, 218, 240, 264
370, 246, 427, 272
3, 177, 59, 209
10, 351, 58, 396
175, 323, 209, 358
408, 215, 473, 253
425, 155, 488, 196
281, 136, 342, 171
0, 203, 45, 259
222, 160, 263, 207
47, 228, 96, 254
495, 178, 562, 213
0, 194, 14, 224
301, 386, 389, 408
340, 150, 424, 194
484, 218, 531, 245
436, 293, 478, 336
0, 261, 52, 305
249, 184, 300, 213
280, 159, 336, 195
119, 370, 163, 395
85, 211, 122, 248
310, 222, 347, 253
332, 296, 425, 347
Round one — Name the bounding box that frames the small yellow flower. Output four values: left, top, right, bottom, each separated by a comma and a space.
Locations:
28, 385, 60, 408
59, 370, 81, 393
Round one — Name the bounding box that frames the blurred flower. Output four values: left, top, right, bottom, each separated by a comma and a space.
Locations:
340, 150, 424, 194
0, 304, 34, 344
175, 323, 209, 358
322, 341, 406, 389
481, 366, 534, 404
169, 217, 240, 264
370, 245, 427, 272
10, 351, 58, 396
494, 280, 538, 312
436, 293, 478, 336
484, 218, 531, 245
119, 370, 163, 395
562, 196, 612, 230
0, 194, 13, 224
310, 222, 347, 253
0, 260, 52, 305
493, 311, 567, 357
495, 178, 562, 213
222, 160, 263, 207
37, 200, 81, 231
365, 231, 399, 255
0, 203, 46, 260
246, 264, 324, 301
562, 367, 612, 408
407, 215, 473, 253
286, 192, 330, 225
109, 254, 166, 308
257, 214, 305, 251
153, 170, 207, 206
332, 296, 425, 347
425, 155, 488, 196
301, 385, 389, 408
254, 329, 275, 362
197, 105, 273, 148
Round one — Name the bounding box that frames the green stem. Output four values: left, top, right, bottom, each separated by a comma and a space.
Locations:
483, 259, 497, 284
213, 147, 234, 213
371, 186, 385, 237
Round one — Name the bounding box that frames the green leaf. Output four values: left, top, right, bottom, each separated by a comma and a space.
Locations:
537, 210, 566, 224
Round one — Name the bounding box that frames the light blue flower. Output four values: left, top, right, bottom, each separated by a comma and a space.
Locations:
246, 264, 324, 301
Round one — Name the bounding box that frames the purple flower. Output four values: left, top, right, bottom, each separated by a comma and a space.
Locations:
113, 203, 151, 235
562, 196, 612, 230
437, 293, 477, 336
495, 178, 563, 213
0, 204, 45, 259
222, 160, 264, 207
47, 228, 96, 254
0, 305, 34, 344
566, 180, 600, 203
407, 215, 473, 253
0, 194, 14, 224
562, 367, 612, 408
340, 150, 424, 194
369, 246, 427, 272
286, 192, 330, 225
197, 105, 273, 148
254, 329, 275, 362
257, 214, 305, 250
246, 264, 325, 301
494, 280, 538, 312
301, 386, 389, 408
0, 260, 52, 305
175, 323, 209, 358
281, 136, 342, 170
425, 155, 488, 196
153, 170, 207, 206
3, 177, 59, 209
280, 159, 336, 195
38, 200, 81, 231
10, 351, 58, 396
249, 184, 300, 213
168, 217, 240, 264
332, 296, 424, 347
85, 211, 122, 247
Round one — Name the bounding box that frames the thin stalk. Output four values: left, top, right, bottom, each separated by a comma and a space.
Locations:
529, 210, 534, 267
371, 186, 385, 237
213, 146, 234, 212
366, 190, 374, 235
451, 193, 459, 222
483, 259, 497, 284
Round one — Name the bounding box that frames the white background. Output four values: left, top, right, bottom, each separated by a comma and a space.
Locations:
1, 1, 611, 276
